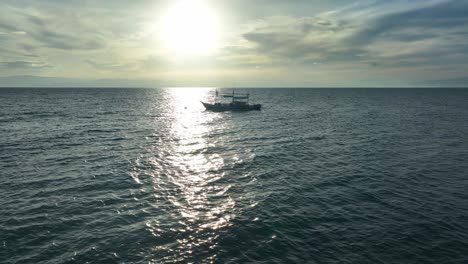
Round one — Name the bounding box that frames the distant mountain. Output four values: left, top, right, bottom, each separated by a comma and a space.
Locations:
0, 75, 161, 88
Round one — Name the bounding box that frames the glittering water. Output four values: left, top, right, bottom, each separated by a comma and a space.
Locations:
1, 88, 468, 264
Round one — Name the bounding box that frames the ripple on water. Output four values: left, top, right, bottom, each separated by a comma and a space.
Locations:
1, 88, 468, 263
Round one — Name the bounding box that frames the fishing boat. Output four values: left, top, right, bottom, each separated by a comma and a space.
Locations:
201, 89, 262, 112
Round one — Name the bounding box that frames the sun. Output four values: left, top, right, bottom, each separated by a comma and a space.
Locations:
160, 0, 220, 55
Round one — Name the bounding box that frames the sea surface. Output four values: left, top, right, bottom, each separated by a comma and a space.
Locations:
1, 88, 468, 264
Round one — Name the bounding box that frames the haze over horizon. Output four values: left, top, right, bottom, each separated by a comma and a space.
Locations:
1, 0, 468, 87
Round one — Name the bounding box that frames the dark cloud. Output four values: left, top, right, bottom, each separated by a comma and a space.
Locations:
242, 21, 341, 63
384, 33, 437, 43
25, 14, 46, 26
0, 60, 50, 69
349, 0, 468, 45
31, 30, 104, 50
24, 53, 39, 58
241, 0, 468, 68
0, 21, 19, 31
243, 32, 298, 51
243, 32, 306, 59
0, 11, 106, 51
85, 59, 128, 70
242, 16, 343, 61
19, 43, 37, 53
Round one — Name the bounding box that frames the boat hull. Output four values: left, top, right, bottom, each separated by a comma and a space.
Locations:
201, 102, 261, 112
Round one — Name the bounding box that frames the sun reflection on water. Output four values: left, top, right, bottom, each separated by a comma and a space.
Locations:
142, 88, 235, 262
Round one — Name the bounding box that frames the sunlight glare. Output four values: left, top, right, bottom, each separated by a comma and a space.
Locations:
160, 0, 220, 55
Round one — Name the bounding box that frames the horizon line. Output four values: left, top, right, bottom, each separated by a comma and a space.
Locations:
1, 86, 468, 89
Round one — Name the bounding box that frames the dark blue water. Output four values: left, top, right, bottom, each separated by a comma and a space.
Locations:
1, 88, 468, 264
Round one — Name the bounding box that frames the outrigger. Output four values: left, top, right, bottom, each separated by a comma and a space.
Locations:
201, 89, 262, 112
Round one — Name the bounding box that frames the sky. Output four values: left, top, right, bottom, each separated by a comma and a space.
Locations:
0, 0, 467, 87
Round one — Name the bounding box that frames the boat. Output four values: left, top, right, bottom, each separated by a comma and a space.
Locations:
201, 89, 262, 112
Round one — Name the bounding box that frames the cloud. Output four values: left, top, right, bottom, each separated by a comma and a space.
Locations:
0, 21, 19, 31
348, 0, 468, 45
0, 6, 108, 51
240, 16, 353, 65
0, 60, 50, 69
85, 59, 130, 70
239, 0, 468, 68
31, 29, 104, 50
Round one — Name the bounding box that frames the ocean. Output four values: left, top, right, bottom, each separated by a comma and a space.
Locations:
1, 88, 467, 263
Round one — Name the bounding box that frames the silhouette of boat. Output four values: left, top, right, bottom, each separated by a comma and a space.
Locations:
201, 90, 261, 112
